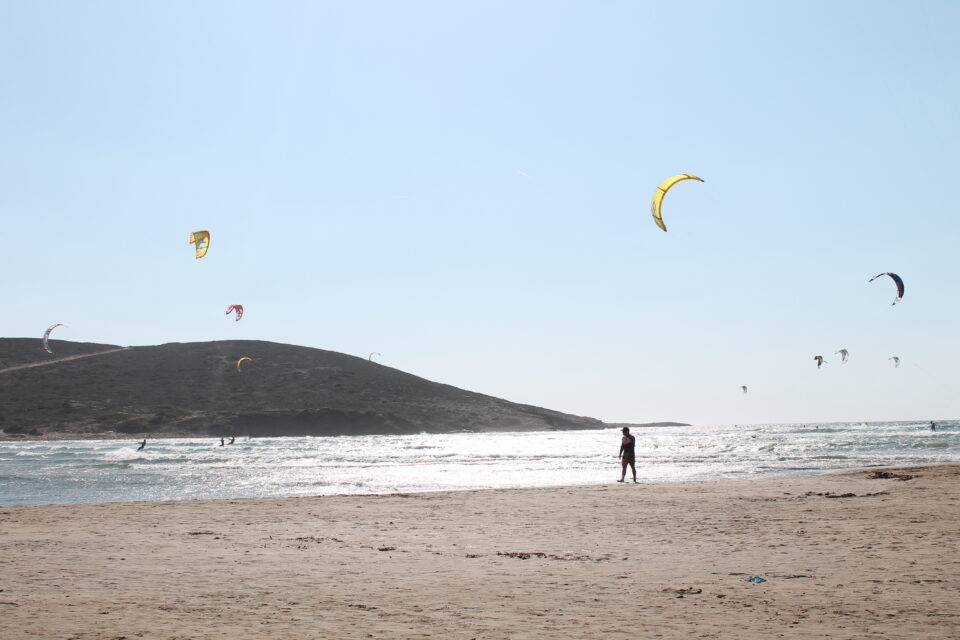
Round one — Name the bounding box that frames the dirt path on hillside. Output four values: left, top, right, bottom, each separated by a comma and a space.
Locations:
0, 347, 129, 374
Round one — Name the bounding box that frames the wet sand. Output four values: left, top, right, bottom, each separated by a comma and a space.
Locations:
1, 464, 958, 639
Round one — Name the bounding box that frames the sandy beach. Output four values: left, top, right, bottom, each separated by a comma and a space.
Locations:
1, 464, 958, 639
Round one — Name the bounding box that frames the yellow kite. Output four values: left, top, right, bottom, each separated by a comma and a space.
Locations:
236, 357, 251, 371
651, 175, 703, 232
189, 230, 210, 259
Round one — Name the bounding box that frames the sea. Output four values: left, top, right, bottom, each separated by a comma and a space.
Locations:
1, 420, 957, 506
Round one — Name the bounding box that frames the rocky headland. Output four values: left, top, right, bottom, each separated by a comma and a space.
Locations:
0, 338, 609, 439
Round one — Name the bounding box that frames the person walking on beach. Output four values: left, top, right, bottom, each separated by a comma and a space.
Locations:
136, 439, 146, 451
618, 427, 637, 483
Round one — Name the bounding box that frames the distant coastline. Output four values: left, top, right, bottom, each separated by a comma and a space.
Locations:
3, 338, 684, 440
0, 422, 692, 442
606, 421, 690, 429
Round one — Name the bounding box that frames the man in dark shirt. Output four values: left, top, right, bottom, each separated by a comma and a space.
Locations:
618, 427, 637, 483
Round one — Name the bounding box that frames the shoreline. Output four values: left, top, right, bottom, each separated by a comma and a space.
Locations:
0, 419, 947, 443
2, 463, 958, 638
4, 424, 958, 506
0, 464, 931, 509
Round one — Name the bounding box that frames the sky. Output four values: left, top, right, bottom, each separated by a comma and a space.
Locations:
2, 1, 958, 425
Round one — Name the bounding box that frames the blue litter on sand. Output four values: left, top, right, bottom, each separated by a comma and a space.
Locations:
747, 576, 767, 583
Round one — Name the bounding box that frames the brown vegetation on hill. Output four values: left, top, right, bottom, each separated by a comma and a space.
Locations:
0, 338, 604, 439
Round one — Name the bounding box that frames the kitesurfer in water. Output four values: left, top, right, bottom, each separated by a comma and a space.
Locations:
930, 421, 937, 431
617, 427, 637, 483
137, 439, 146, 451
228, 437, 235, 445
220, 437, 225, 447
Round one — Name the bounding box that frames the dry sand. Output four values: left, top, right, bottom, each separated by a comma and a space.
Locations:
1, 464, 958, 639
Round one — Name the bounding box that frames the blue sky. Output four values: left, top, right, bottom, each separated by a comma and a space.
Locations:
2, 1, 958, 425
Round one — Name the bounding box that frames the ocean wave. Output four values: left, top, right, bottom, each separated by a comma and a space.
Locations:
3, 422, 958, 506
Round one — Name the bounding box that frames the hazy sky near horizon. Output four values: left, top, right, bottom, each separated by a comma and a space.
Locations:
2, 1, 958, 425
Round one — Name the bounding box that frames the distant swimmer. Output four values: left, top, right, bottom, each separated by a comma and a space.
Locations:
930, 421, 937, 431
617, 427, 638, 483
228, 437, 235, 445
137, 439, 146, 451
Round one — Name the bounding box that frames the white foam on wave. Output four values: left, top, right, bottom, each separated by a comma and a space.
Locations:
2, 421, 958, 506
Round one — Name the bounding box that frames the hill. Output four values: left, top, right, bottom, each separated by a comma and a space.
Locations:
0, 338, 605, 439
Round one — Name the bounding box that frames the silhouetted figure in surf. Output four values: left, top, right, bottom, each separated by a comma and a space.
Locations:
136, 439, 146, 451
617, 427, 637, 483
930, 421, 937, 431
228, 437, 235, 445
220, 437, 225, 446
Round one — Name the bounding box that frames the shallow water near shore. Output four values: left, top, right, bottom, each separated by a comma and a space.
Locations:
2, 420, 958, 506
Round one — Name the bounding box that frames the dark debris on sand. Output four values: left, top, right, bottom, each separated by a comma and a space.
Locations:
867, 471, 917, 481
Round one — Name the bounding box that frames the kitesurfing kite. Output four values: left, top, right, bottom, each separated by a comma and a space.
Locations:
42, 323, 66, 354
236, 357, 251, 371
869, 272, 904, 305
889, 356, 901, 368
836, 348, 849, 364
368, 352, 381, 361
651, 174, 703, 232
740, 385, 748, 394
814, 355, 826, 369
226, 304, 243, 321
189, 230, 210, 259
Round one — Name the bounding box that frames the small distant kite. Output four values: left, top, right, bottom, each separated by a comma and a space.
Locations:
226, 304, 244, 321
236, 357, 252, 371
740, 385, 748, 394
651, 174, 704, 232
368, 352, 381, 361
869, 272, 904, 305
189, 230, 210, 259
814, 355, 826, 369
42, 323, 66, 354
889, 356, 900, 368
835, 348, 849, 364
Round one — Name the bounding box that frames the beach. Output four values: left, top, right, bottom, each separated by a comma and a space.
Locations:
1, 464, 958, 639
